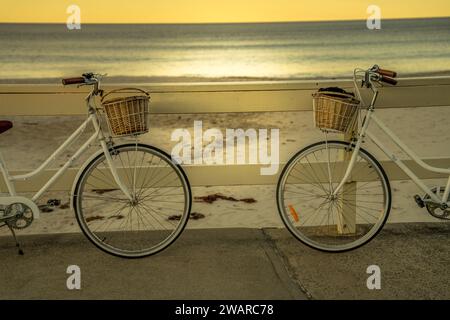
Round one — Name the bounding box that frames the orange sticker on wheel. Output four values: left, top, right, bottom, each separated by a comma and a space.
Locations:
288, 205, 299, 222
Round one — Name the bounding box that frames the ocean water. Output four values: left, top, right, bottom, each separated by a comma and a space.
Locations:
1, 18, 450, 82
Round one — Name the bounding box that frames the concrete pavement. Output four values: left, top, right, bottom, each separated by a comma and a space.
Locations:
0, 223, 449, 300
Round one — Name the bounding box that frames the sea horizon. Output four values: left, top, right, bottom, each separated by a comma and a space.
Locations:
1, 16, 449, 25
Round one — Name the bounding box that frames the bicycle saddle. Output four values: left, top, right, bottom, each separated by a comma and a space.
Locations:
0, 121, 13, 134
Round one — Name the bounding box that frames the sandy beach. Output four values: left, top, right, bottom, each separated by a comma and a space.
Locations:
0, 107, 448, 236
1, 106, 449, 170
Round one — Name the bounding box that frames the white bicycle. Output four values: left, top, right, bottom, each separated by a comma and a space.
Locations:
277, 65, 450, 252
0, 73, 192, 258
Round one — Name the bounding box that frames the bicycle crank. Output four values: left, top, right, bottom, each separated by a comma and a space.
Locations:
423, 187, 450, 220
4, 203, 34, 229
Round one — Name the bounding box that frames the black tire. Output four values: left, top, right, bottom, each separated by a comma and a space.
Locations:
277, 140, 391, 252
74, 143, 191, 258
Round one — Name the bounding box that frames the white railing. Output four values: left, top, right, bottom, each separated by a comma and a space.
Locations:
1, 77, 449, 191
1, 77, 450, 115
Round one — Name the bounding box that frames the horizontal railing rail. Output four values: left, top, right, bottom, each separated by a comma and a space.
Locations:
1, 77, 450, 115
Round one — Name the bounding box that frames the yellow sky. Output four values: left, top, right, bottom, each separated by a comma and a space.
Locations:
1, 0, 450, 23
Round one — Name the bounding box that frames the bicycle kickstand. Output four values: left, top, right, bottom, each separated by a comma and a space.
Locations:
7, 223, 24, 255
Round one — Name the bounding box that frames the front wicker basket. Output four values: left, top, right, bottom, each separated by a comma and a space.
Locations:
101, 88, 150, 137
313, 91, 360, 133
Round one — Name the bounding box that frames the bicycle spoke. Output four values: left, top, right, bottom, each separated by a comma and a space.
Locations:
277, 141, 390, 252
75, 145, 191, 257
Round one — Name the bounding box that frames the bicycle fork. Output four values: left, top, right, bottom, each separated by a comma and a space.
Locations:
332, 108, 374, 196
91, 115, 133, 202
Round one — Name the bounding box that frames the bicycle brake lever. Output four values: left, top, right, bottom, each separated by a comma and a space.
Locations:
371, 64, 380, 72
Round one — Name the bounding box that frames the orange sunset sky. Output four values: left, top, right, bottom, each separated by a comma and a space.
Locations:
1, 0, 450, 23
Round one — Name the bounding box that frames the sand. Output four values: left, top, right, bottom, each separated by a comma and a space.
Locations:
0, 108, 448, 236
1, 107, 449, 171
0, 179, 446, 237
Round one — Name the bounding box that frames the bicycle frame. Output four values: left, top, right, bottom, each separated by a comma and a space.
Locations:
0, 85, 133, 216
332, 79, 450, 206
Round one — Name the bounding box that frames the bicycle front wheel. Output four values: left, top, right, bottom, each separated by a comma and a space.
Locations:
277, 140, 391, 252
74, 143, 191, 258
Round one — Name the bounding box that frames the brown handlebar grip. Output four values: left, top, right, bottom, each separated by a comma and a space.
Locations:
62, 77, 86, 85
381, 76, 398, 86
378, 68, 397, 78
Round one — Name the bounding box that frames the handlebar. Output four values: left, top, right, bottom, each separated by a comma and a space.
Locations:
370, 65, 398, 86
352, 65, 399, 110
62, 77, 86, 85
62, 73, 105, 101
62, 72, 103, 86
377, 68, 397, 78
356, 65, 399, 88
380, 75, 398, 86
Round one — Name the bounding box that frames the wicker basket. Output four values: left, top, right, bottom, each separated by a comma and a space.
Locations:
101, 88, 150, 137
313, 91, 360, 133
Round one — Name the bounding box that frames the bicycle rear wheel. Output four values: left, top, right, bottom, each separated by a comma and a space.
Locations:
74, 143, 191, 258
277, 140, 391, 252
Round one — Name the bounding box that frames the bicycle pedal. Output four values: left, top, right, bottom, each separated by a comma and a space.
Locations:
414, 195, 425, 208
47, 199, 61, 207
